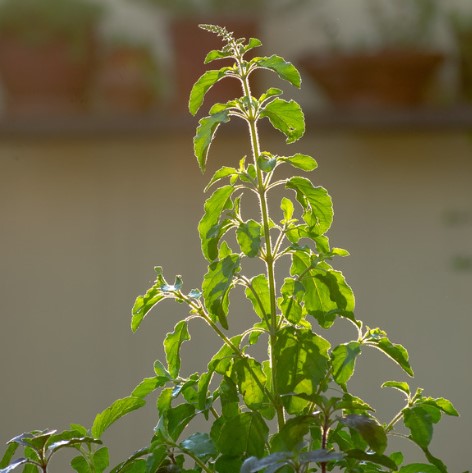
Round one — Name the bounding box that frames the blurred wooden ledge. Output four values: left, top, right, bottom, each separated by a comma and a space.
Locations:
0, 106, 472, 139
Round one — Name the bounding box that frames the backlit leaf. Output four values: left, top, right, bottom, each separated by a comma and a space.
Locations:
286, 177, 333, 236
194, 110, 231, 172
189, 68, 231, 115
255, 55, 301, 88
366, 329, 413, 376
164, 320, 190, 379
281, 153, 318, 171
245, 274, 270, 322
236, 220, 262, 257
202, 253, 240, 329
198, 185, 234, 261
332, 342, 362, 386
92, 397, 146, 439
260, 98, 305, 143
403, 405, 441, 448
341, 415, 387, 455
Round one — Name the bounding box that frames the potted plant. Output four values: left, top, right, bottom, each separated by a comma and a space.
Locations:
298, 0, 445, 110
448, 9, 472, 104
0, 0, 104, 118
94, 37, 161, 116
0, 24, 458, 473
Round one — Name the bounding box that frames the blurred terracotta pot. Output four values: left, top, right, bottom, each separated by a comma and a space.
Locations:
169, 17, 259, 114
0, 32, 96, 118
94, 45, 160, 115
298, 50, 444, 109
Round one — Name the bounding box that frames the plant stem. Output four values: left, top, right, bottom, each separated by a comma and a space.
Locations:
240, 73, 285, 431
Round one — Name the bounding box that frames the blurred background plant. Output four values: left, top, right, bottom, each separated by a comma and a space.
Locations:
448, 8, 472, 103
297, 0, 445, 110
139, 0, 308, 17
0, 0, 105, 117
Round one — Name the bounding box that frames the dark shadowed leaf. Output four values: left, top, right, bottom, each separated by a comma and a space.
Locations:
215, 412, 268, 458
341, 415, 387, 455
180, 433, 216, 458
345, 450, 397, 470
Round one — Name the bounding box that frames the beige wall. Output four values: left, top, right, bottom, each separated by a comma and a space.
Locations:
0, 128, 471, 471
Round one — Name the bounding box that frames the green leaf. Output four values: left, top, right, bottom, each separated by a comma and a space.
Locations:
214, 455, 243, 473
271, 416, 318, 452
0, 458, 31, 473
258, 87, 283, 103
260, 98, 305, 143
71, 456, 90, 473
189, 68, 231, 116
0, 443, 18, 469
345, 449, 397, 470
419, 447, 448, 473
366, 329, 414, 376
301, 266, 355, 328
245, 274, 270, 322
194, 110, 231, 172
131, 377, 165, 398
204, 166, 238, 192
158, 403, 196, 442
202, 253, 240, 329
164, 320, 190, 379
275, 326, 330, 414
91, 396, 146, 439
198, 185, 234, 262
280, 197, 294, 222
233, 357, 269, 413
381, 381, 411, 396
278, 278, 304, 324
399, 464, 443, 473
180, 433, 216, 458
208, 336, 242, 375
332, 342, 362, 386
403, 405, 441, 448
257, 152, 278, 173
423, 397, 459, 416
241, 452, 292, 473
204, 49, 233, 63
299, 450, 344, 464
215, 412, 269, 458
131, 277, 165, 333
92, 447, 109, 473
286, 177, 333, 236
341, 415, 387, 455
255, 55, 301, 88
281, 153, 318, 171
219, 376, 240, 419
244, 37, 263, 53
236, 220, 262, 257
46, 435, 101, 455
